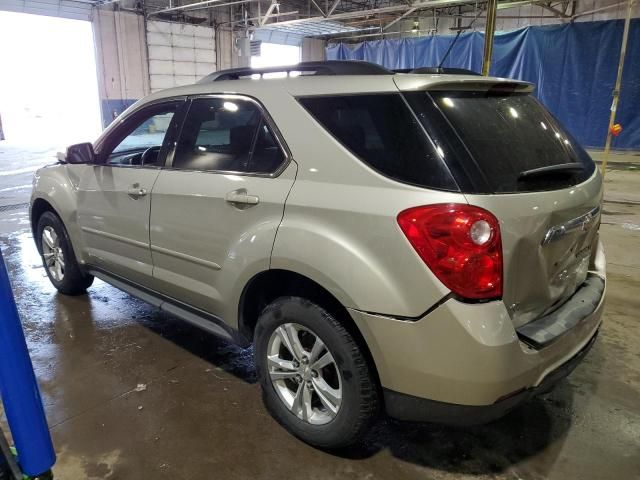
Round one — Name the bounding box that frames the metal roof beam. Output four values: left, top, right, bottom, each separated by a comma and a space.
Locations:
259, 0, 484, 27
327, 0, 341, 16
310, 0, 326, 15
260, 0, 279, 25
383, 6, 416, 30
535, 1, 570, 18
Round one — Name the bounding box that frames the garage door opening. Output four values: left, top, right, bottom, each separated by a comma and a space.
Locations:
0, 11, 102, 148
251, 42, 300, 69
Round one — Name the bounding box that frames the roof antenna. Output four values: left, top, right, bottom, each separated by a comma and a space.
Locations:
438, 8, 480, 71
438, 30, 462, 70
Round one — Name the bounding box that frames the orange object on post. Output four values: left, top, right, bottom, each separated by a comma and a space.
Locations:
610, 124, 623, 136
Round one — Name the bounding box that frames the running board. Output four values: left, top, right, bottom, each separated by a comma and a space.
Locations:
88, 268, 247, 346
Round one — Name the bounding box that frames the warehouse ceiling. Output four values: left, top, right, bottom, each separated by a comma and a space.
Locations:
138, 0, 582, 40
8, 0, 589, 40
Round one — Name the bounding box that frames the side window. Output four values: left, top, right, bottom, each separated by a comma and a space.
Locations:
299, 94, 458, 191
249, 119, 286, 174
103, 104, 178, 167
172, 97, 285, 174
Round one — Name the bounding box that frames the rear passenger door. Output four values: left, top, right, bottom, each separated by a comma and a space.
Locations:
148, 95, 297, 318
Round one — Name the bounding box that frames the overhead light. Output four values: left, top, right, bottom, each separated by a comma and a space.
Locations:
412, 19, 420, 33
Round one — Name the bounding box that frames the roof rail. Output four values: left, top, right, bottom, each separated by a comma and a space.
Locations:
198, 60, 393, 83
394, 67, 480, 76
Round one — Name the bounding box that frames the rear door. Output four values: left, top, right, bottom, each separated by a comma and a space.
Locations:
148, 95, 296, 317
77, 100, 185, 286
403, 86, 601, 327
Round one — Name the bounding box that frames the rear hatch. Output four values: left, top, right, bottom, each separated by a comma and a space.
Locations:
398, 76, 602, 327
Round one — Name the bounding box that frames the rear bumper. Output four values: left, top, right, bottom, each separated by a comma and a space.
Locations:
383, 329, 598, 425
348, 258, 606, 421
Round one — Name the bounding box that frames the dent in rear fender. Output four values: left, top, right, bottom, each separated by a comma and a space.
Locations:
31, 164, 87, 264
270, 210, 451, 317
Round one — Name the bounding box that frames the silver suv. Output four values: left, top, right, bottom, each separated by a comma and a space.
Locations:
30, 61, 606, 448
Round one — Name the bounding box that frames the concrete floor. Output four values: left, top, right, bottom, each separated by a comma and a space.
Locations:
0, 145, 639, 479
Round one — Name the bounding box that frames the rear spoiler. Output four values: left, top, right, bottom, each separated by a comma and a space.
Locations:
394, 75, 534, 94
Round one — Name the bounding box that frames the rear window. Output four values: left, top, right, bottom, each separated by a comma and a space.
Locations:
298, 94, 458, 191
407, 91, 595, 193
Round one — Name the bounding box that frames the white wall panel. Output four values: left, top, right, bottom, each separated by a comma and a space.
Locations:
149, 45, 172, 59
174, 62, 196, 75
147, 20, 216, 92
196, 62, 216, 76
149, 59, 174, 75
195, 36, 215, 50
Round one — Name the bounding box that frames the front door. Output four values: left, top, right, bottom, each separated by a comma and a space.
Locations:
148, 95, 296, 318
77, 100, 185, 286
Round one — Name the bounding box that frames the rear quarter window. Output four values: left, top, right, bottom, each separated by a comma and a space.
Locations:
406, 90, 596, 193
298, 94, 458, 191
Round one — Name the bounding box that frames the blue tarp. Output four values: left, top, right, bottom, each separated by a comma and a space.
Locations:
327, 19, 640, 150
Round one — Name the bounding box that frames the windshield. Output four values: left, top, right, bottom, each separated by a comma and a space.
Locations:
405, 91, 596, 193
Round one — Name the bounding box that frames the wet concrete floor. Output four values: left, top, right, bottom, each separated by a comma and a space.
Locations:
0, 154, 639, 479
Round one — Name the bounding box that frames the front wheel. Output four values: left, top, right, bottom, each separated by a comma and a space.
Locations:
37, 211, 93, 295
254, 296, 379, 448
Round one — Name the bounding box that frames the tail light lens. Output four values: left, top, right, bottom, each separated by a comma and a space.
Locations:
397, 204, 502, 300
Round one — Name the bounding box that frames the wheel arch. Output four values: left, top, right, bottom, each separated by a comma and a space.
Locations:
238, 269, 382, 392
30, 198, 60, 248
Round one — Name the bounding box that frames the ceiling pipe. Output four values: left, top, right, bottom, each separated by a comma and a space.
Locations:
260, 0, 493, 27
147, 0, 234, 16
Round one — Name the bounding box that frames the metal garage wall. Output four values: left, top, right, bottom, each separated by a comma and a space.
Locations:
93, 8, 150, 127
0, 0, 92, 21
147, 21, 216, 92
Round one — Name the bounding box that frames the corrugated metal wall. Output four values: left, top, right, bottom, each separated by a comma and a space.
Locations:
147, 20, 216, 92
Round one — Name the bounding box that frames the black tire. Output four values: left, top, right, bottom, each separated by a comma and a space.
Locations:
36, 211, 93, 295
254, 296, 379, 448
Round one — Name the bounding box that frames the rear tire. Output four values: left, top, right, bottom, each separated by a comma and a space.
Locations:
37, 211, 93, 295
254, 296, 379, 448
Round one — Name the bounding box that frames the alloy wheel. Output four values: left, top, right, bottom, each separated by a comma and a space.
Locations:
267, 322, 342, 425
42, 226, 65, 282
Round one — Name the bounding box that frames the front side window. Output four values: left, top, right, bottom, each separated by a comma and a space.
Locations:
298, 94, 458, 191
172, 97, 285, 174
104, 104, 179, 167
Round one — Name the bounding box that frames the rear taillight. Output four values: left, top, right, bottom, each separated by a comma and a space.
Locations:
397, 204, 502, 300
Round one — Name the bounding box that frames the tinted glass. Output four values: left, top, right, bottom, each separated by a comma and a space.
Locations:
173, 98, 260, 172
249, 119, 285, 174
423, 91, 595, 193
172, 98, 285, 174
298, 94, 458, 191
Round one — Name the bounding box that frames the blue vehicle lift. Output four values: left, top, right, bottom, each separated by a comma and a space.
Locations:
0, 249, 56, 479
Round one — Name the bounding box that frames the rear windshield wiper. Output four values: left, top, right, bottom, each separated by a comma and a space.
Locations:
518, 162, 584, 180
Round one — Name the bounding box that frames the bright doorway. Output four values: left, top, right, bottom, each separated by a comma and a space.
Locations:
0, 11, 102, 147
251, 42, 301, 69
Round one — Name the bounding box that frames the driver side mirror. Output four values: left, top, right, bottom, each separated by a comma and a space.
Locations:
63, 142, 97, 165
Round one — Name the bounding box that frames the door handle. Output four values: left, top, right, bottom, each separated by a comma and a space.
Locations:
225, 189, 260, 206
127, 186, 148, 199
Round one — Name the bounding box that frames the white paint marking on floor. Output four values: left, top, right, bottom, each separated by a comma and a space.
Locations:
0, 166, 40, 176
0, 184, 31, 192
